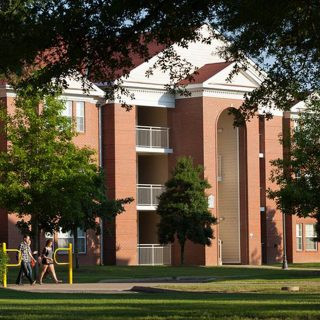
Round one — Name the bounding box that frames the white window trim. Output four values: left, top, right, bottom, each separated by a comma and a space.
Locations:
62, 100, 73, 119
305, 224, 318, 252
296, 224, 303, 252
76, 101, 85, 133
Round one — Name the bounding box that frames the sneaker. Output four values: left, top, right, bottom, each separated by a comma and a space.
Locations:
31, 280, 36, 286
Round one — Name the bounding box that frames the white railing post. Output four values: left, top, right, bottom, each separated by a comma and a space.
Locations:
136, 126, 170, 149
149, 126, 152, 148
137, 184, 164, 206
137, 244, 171, 265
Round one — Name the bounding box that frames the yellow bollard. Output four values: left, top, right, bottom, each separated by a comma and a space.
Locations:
68, 243, 73, 285
2, 243, 7, 288
53, 244, 73, 285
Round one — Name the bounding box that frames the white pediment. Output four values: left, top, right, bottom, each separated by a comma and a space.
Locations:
204, 62, 262, 90
64, 76, 105, 99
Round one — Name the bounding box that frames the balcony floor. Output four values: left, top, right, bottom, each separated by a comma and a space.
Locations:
136, 146, 173, 154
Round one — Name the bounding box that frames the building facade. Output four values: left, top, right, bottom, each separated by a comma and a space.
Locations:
0, 26, 319, 265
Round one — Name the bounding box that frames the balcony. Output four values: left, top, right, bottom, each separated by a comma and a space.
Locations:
136, 126, 172, 154
137, 244, 171, 265
137, 184, 165, 211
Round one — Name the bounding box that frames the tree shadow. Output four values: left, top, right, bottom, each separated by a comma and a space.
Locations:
265, 208, 283, 263
1, 289, 320, 320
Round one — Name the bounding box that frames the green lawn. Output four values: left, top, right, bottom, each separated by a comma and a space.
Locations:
0, 289, 320, 320
2, 265, 320, 319
6, 264, 320, 284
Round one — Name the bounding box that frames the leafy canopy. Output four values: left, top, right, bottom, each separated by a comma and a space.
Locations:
1, 1, 319, 121
268, 99, 320, 240
157, 156, 217, 264
0, 88, 131, 245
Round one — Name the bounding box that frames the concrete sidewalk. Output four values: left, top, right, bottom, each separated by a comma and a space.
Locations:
7, 282, 191, 294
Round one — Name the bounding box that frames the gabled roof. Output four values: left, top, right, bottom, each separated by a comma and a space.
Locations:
179, 62, 233, 85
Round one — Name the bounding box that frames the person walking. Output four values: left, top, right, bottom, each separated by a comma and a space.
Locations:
39, 239, 62, 284
16, 235, 36, 285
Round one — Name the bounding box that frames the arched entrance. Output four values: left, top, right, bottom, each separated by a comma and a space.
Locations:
217, 109, 247, 264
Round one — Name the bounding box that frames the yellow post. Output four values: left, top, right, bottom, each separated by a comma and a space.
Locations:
68, 243, 73, 284
2, 243, 7, 288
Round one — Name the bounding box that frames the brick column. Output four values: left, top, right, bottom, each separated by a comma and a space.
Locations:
102, 103, 137, 265
246, 117, 262, 264
264, 115, 284, 263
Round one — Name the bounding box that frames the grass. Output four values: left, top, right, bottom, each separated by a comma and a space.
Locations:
2, 265, 320, 319
1, 289, 320, 319
6, 264, 320, 284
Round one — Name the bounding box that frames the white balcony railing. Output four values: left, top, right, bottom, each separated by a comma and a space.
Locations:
137, 244, 171, 265
136, 126, 170, 149
137, 184, 165, 207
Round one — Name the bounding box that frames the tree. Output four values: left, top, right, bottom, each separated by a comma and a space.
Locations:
157, 157, 217, 265
0, 88, 131, 258
0, 1, 216, 95
57, 170, 132, 268
211, 1, 320, 125
1, 1, 319, 120
268, 98, 320, 240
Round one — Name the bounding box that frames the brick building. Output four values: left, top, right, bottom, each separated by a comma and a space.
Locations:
0, 26, 319, 265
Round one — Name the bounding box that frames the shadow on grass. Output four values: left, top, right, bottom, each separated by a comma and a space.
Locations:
0, 289, 320, 320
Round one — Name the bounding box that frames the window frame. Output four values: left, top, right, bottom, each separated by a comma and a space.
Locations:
57, 228, 87, 254
62, 100, 73, 120
76, 101, 85, 133
305, 224, 318, 252
295, 223, 303, 251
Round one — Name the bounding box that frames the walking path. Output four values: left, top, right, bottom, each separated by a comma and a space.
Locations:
7, 282, 192, 294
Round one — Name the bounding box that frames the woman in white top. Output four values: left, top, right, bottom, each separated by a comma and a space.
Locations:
39, 239, 62, 284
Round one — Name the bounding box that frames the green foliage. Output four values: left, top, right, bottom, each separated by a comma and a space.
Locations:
268, 98, 320, 240
0, 88, 132, 258
1, 1, 319, 122
0, 247, 8, 284
157, 156, 217, 264
214, 1, 320, 124
0, 1, 214, 96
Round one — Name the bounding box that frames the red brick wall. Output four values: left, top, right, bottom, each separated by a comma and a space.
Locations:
246, 117, 262, 265
264, 115, 284, 263
290, 216, 320, 263
168, 97, 206, 265
168, 96, 261, 265
102, 103, 137, 265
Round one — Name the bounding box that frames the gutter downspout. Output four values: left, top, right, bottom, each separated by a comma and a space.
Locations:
97, 102, 104, 265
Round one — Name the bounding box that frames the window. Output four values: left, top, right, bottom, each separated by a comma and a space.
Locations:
62, 100, 73, 120
76, 101, 85, 132
57, 228, 86, 254
296, 224, 302, 251
305, 224, 317, 251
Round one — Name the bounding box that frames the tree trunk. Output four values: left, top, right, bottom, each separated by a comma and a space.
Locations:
73, 227, 79, 269
31, 216, 40, 280
180, 240, 185, 265
31, 216, 40, 255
